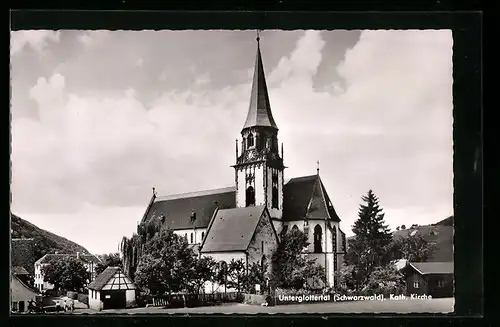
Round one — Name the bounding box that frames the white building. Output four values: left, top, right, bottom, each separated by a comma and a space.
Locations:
34, 252, 101, 291
88, 267, 137, 311
11, 272, 41, 313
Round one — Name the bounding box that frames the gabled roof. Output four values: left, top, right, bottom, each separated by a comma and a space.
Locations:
144, 187, 236, 230
35, 253, 100, 265
88, 267, 136, 291
282, 175, 341, 222
201, 206, 267, 253
242, 41, 278, 131
11, 273, 40, 297
409, 262, 454, 275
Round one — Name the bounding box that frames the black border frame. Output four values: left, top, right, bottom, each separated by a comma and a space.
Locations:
8, 7, 483, 327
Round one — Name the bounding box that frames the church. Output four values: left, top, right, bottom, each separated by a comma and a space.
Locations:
127, 35, 347, 288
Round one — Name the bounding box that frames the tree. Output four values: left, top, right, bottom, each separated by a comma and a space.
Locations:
271, 228, 326, 290
95, 253, 123, 275
134, 229, 196, 297
389, 235, 435, 262
185, 256, 217, 295
243, 261, 269, 293
41, 257, 90, 292
364, 264, 406, 296
227, 259, 246, 292
344, 190, 393, 290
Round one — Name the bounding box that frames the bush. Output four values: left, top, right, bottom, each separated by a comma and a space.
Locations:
77, 293, 89, 306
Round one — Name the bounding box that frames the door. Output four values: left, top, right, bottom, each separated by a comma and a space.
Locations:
19, 301, 25, 312
101, 291, 126, 310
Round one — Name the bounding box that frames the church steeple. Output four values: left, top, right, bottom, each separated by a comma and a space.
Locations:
242, 33, 278, 131
233, 32, 284, 223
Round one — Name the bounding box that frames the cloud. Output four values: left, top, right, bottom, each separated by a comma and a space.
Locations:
10, 30, 61, 56
11, 30, 453, 253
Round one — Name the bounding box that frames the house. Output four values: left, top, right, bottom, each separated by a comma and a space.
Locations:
11, 272, 41, 313
122, 35, 348, 288
87, 267, 137, 311
34, 252, 101, 291
403, 262, 454, 298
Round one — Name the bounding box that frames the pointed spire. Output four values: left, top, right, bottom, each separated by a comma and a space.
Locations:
242, 31, 278, 131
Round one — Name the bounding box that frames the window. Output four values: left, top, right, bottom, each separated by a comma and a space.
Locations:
413, 281, 420, 288
292, 225, 299, 231
272, 186, 279, 209
184, 233, 187, 240
202, 232, 205, 240
247, 134, 254, 148
41, 284, 43, 290
190, 233, 194, 244
261, 241, 264, 254
246, 186, 255, 206
12, 302, 18, 312
437, 279, 445, 288
314, 225, 323, 253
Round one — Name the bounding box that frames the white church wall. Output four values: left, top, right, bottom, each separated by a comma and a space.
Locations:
173, 229, 207, 245
255, 165, 265, 206
236, 169, 246, 208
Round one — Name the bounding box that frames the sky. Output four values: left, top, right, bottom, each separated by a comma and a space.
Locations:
10, 29, 454, 255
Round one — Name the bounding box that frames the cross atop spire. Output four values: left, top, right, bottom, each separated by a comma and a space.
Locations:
317, 160, 320, 175
242, 30, 278, 131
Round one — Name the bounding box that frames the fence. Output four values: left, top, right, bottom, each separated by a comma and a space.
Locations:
148, 292, 244, 308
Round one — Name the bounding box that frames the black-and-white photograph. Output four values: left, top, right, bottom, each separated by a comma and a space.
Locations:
10, 29, 454, 314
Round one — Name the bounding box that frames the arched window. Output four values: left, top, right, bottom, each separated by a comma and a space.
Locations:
246, 186, 255, 206
190, 233, 194, 244
247, 133, 254, 148
201, 232, 205, 241
261, 255, 267, 271
272, 186, 279, 209
314, 225, 323, 253
292, 225, 299, 231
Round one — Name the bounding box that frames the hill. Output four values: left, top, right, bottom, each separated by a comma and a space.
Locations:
347, 216, 454, 262
11, 213, 90, 273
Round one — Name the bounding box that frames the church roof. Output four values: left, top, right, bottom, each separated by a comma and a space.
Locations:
242, 41, 278, 131
146, 187, 236, 230
282, 175, 341, 222
143, 175, 341, 232
201, 206, 267, 253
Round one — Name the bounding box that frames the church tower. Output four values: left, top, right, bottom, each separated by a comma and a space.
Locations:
233, 34, 285, 227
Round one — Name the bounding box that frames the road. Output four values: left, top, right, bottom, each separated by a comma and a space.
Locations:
68, 297, 454, 314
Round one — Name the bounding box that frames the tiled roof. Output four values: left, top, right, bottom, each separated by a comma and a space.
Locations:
409, 262, 454, 275
88, 266, 121, 290
201, 206, 267, 253
12, 266, 30, 275
144, 175, 342, 232
11, 273, 41, 296
11, 238, 36, 276
145, 187, 236, 230
242, 43, 278, 130
282, 175, 341, 222
35, 253, 100, 265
